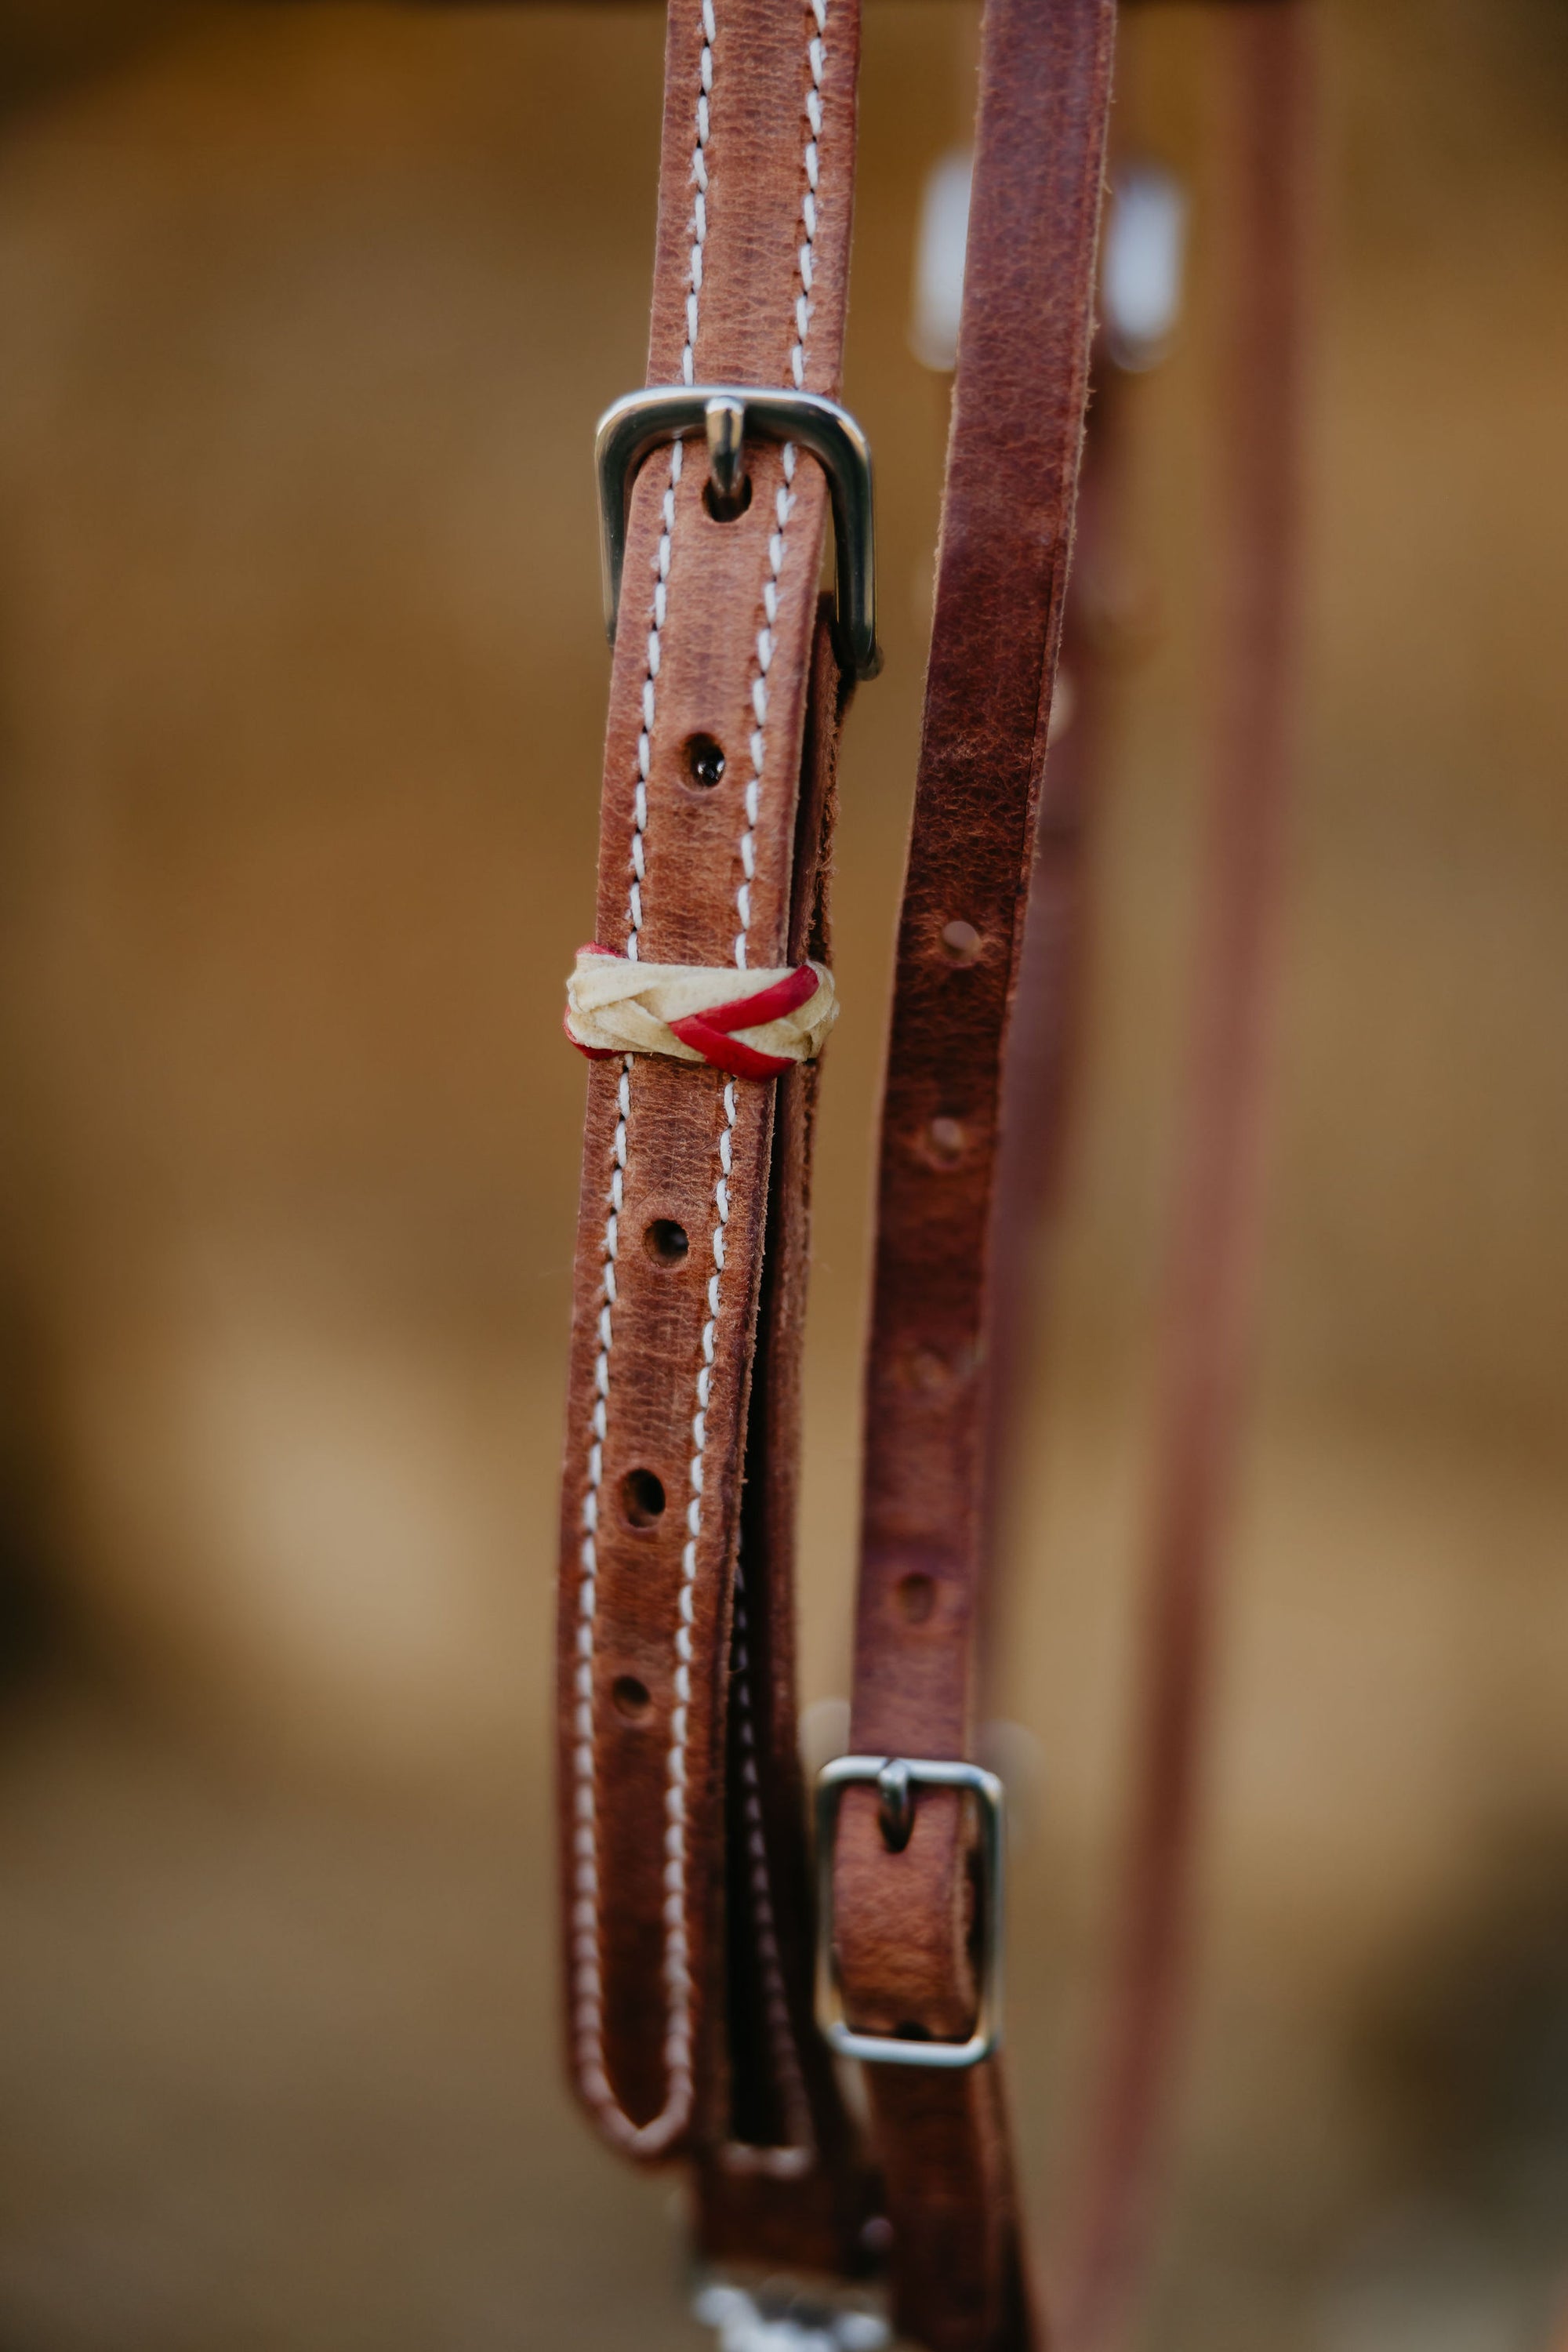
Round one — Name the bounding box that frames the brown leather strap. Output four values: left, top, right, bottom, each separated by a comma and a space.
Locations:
1055, 12, 1311, 2344
559, 5, 1309, 2344
555, 0, 866, 2210
831, 3, 1116, 2348
693, 607, 875, 2274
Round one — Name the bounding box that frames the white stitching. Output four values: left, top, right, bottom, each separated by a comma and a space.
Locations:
575, 0, 827, 2159
573, 1065, 697, 2155
626, 447, 682, 964
734, 448, 796, 973
688, 0, 717, 389
625, 0, 713, 960
572, 1060, 684, 2151
572, 0, 716, 2158
794, 0, 827, 389
727, 1570, 815, 2169
720, 0, 827, 2161
732, 0, 822, 967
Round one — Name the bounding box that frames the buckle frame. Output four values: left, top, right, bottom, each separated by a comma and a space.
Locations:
814, 1754, 1005, 2071
594, 383, 882, 681
693, 2275, 892, 2351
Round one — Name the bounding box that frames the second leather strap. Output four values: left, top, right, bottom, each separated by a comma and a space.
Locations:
831, 2, 1116, 2347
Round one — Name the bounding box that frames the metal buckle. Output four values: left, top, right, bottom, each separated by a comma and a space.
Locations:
813, 1755, 1005, 2071
594, 384, 882, 681
693, 2276, 893, 2351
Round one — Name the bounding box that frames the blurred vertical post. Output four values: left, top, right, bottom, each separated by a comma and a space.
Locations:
1055, 6, 1313, 2347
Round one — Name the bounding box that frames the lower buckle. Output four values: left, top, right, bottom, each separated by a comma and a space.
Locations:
694, 2276, 891, 2352
813, 1755, 1005, 2071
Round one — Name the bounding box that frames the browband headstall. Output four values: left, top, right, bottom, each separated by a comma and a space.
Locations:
564, 944, 838, 1079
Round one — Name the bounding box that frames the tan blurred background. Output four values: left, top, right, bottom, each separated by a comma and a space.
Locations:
0, 2, 1562, 2345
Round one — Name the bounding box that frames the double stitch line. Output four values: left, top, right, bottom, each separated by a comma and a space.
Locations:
571, 0, 715, 2158
718, 0, 829, 2168
572, 0, 831, 2162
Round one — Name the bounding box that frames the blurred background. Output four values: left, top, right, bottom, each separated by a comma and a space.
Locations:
0, 1, 1562, 2345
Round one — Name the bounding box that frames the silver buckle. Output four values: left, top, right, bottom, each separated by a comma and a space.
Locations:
813, 1755, 1005, 2071
594, 384, 882, 681
693, 2278, 892, 2352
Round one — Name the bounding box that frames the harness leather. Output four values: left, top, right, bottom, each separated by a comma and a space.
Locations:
829, 6, 1114, 2347
555, 0, 871, 2259
1056, 16, 1310, 2343
557, 1, 1307, 2347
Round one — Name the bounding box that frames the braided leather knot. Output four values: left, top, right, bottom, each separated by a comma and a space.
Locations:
564, 945, 838, 1080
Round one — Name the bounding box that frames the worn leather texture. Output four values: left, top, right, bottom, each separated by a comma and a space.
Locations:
555, 1, 1299, 2343
831, 1, 1117, 2347
693, 615, 877, 2276
555, 0, 865, 2221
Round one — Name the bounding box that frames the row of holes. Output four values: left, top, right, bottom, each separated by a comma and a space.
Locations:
583, 465, 752, 1784
673, 466, 750, 805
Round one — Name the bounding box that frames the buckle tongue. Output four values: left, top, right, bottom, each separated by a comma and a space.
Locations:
703, 393, 749, 514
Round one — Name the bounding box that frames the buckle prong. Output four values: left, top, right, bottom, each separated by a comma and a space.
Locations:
815, 1754, 1005, 2071
703, 393, 748, 514
875, 1756, 915, 1853
595, 383, 883, 681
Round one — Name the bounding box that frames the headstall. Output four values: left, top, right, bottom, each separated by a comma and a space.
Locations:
554, 4, 1310, 2347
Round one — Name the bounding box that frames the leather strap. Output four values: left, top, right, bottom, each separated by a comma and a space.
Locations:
830, 5, 1116, 2349
555, 0, 866, 2220
1055, 12, 1311, 2344
692, 607, 874, 2275
558, 3, 1310, 2346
